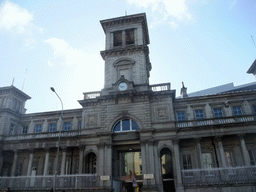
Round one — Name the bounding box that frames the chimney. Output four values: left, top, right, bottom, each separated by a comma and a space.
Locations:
180, 82, 188, 98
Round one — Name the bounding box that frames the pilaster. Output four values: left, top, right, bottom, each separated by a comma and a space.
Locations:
238, 135, 251, 166
216, 137, 226, 167
60, 147, 67, 175
11, 150, 18, 176
172, 139, 184, 192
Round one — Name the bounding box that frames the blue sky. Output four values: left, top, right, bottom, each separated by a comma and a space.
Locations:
0, 0, 255, 113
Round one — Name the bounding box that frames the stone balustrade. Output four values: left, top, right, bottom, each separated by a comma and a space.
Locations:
181, 166, 256, 186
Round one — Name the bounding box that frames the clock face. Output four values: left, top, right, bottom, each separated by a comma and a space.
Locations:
118, 82, 128, 91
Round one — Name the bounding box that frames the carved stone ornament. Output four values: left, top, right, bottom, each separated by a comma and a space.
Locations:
158, 108, 167, 118
89, 116, 96, 125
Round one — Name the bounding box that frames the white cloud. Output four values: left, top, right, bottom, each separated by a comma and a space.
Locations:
0, 1, 33, 33
45, 38, 89, 67
126, 0, 192, 26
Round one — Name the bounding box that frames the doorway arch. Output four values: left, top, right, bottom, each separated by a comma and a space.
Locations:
160, 148, 175, 192
85, 152, 96, 174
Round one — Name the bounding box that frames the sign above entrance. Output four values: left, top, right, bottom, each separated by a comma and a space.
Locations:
100, 175, 110, 181
144, 174, 154, 179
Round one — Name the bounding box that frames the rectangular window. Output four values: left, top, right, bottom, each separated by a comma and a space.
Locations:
176, 111, 186, 121
49, 123, 56, 132
214, 108, 223, 118
202, 153, 213, 169
35, 124, 42, 133
15, 162, 23, 176
252, 105, 256, 114
64, 122, 71, 131
22, 126, 28, 134
9, 123, 15, 135
195, 109, 204, 119
233, 106, 242, 116
125, 29, 135, 45
113, 31, 122, 46
248, 150, 256, 166
225, 151, 235, 167
182, 154, 193, 176
182, 154, 192, 170
78, 121, 82, 130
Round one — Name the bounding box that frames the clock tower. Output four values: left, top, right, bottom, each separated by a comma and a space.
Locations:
100, 13, 151, 95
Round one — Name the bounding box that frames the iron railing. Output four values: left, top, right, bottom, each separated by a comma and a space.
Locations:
150, 83, 171, 92
176, 115, 256, 128
0, 174, 99, 190
181, 166, 256, 186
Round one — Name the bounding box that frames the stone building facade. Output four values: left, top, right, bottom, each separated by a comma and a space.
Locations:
0, 13, 256, 192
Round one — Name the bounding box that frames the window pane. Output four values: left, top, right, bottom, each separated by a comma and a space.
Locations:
126, 29, 135, 45
79, 121, 82, 129
113, 31, 122, 46
214, 108, 223, 117
122, 119, 130, 131
49, 123, 56, 132
249, 150, 256, 166
22, 126, 28, 134
132, 120, 139, 130
195, 110, 204, 119
64, 122, 71, 131
35, 125, 42, 133
233, 106, 242, 116
252, 105, 256, 113
202, 153, 213, 169
177, 112, 186, 121
113, 122, 121, 132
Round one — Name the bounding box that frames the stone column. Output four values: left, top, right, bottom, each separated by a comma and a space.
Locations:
27, 151, 34, 176
105, 143, 112, 188
11, 150, 18, 176
153, 141, 162, 191
172, 139, 184, 192
43, 149, 50, 187
43, 149, 50, 175
195, 138, 202, 168
79, 145, 84, 174
122, 30, 126, 46
148, 140, 156, 186
97, 143, 104, 187
140, 140, 148, 186
216, 137, 226, 167
141, 139, 158, 192
60, 148, 67, 175
239, 135, 251, 166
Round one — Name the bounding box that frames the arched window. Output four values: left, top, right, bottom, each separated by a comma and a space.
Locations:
113, 119, 139, 132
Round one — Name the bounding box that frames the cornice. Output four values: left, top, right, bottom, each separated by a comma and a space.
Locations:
100, 45, 149, 60
0, 86, 31, 100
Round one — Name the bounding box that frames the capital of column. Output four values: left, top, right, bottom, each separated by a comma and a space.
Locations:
237, 134, 245, 140
194, 137, 201, 142
172, 138, 180, 145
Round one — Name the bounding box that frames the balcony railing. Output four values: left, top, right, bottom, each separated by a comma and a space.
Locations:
150, 83, 170, 92
181, 166, 256, 186
176, 115, 256, 128
84, 91, 101, 99
0, 174, 99, 190
5, 130, 81, 141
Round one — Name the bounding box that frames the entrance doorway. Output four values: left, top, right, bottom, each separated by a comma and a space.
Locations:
112, 144, 142, 192
160, 148, 175, 192
120, 151, 142, 192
